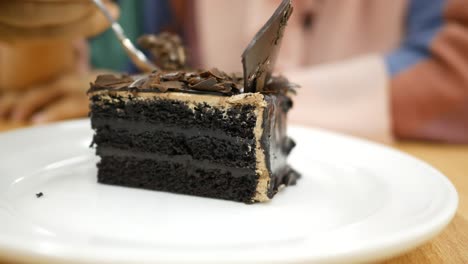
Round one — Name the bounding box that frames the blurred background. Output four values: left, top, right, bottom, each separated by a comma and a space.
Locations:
0, 0, 467, 143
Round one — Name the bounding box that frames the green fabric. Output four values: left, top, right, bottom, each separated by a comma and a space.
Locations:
90, 1, 143, 71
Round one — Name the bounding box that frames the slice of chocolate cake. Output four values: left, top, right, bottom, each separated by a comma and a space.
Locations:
88, 0, 299, 203
89, 72, 298, 203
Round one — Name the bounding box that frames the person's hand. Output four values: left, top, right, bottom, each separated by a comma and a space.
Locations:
0, 0, 119, 42
0, 73, 90, 124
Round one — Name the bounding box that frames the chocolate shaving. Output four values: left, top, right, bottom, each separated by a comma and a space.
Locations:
212, 83, 234, 94
92, 74, 134, 89
188, 76, 203, 85
153, 81, 185, 92
138, 33, 187, 71
184, 71, 198, 78
89, 69, 294, 96
140, 74, 160, 89
206, 68, 227, 80
160, 71, 184, 81
190, 77, 218, 90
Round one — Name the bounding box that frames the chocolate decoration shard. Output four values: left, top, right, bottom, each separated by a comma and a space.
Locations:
242, 0, 293, 93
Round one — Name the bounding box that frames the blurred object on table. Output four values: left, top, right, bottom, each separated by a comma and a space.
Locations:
0, 0, 118, 124
0, 0, 119, 41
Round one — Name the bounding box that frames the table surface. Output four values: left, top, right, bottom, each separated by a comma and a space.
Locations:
0, 121, 467, 263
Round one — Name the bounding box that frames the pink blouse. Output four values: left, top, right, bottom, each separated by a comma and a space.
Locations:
193, 0, 468, 143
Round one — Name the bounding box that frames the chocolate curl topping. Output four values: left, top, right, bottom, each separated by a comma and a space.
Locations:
138, 32, 187, 71
91, 68, 243, 95
242, 0, 293, 93
91, 74, 134, 89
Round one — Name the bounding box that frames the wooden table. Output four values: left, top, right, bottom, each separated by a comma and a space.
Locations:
0, 122, 467, 263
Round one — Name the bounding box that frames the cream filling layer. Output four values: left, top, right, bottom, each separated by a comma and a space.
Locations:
252, 100, 270, 202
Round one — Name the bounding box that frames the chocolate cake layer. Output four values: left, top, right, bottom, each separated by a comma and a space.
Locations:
98, 156, 258, 203
92, 126, 256, 169
90, 94, 257, 139
91, 118, 246, 141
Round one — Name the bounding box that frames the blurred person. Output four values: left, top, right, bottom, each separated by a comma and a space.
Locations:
199, 0, 468, 143
90, 0, 468, 143
0, 0, 118, 124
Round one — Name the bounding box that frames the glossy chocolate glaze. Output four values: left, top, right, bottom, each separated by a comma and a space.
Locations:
261, 94, 299, 198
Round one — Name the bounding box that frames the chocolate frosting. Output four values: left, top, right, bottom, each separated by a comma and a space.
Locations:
89, 70, 297, 97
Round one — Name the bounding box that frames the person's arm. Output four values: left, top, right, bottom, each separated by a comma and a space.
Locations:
287, 0, 468, 143
388, 0, 468, 143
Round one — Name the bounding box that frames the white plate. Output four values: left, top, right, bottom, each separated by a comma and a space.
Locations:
0, 120, 458, 264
